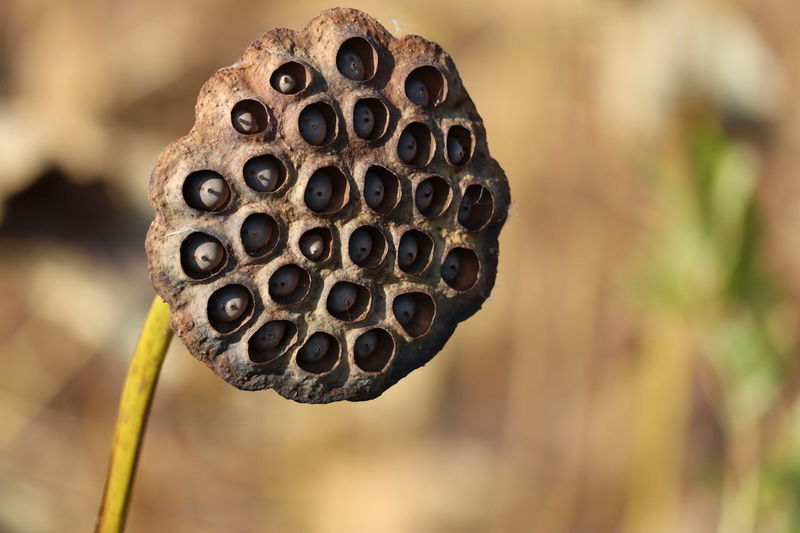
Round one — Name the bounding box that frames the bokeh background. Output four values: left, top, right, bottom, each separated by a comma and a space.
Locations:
2, 0, 800, 531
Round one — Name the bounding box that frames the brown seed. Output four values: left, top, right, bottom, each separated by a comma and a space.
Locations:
441, 252, 460, 283
233, 110, 260, 134
299, 107, 327, 145
364, 170, 384, 210
185, 172, 230, 211
353, 101, 375, 138
405, 77, 430, 106
252, 321, 287, 351
304, 170, 334, 212
349, 228, 373, 263
393, 294, 416, 325
354, 329, 379, 360
398, 130, 417, 163
244, 157, 280, 192
241, 215, 273, 253
209, 285, 250, 323
300, 233, 325, 260
277, 74, 296, 93
415, 181, 434, 212
299, 333, 331, 363
337, 51, 366, 80
397, 233, 419, 270
328, 283, 358, 314
184, 238, 224, 273
447, 135, 466, 165
270, 268, 300, 297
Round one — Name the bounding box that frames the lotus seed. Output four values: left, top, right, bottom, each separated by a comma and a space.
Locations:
458, 195, 474, 225
353, 101, 375, 139
186, 173, 230, 211
398, 234, 419, 270
415, 181, 434, 212
299, 107, 327, 145
448, 135, 467, 165
278, 73, 296, 93
328, 283, 358, 314
393, 295, 417, 325
300, 233, 326, 260
244, 157, 280, 192
349, 228, 373, 263
354, 330, 379, 360
442, 252, 460, 283
299, 334, 331, 363
241, 216, 273, 253
406, 77, 430, 106
233, 110, 259, 134
364, 170, 385, 210
398, 130, 417, 163
252, 321, 287, 351
209, 285, 250, 323
270, 267, 300, 297
184, 238, 224, 273
304, 171, 333, 212
337, 51, 366, 80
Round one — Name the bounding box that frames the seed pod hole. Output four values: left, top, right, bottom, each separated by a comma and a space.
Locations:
241, 213, 279, 257
298, 102, 338, 146
397, 229, 433, 275
349, 225, 387, 268
268, 264, 311, 305
303, 166, 348, 214
353, 328, 394, 373
182, 170, 231, 212
326, 281, 371, 322
207, 284, 253, 333
270, 61, 308, 95
414, 176, 452, 219
441, 248, 480, 291
353, 98, 389, 141
248, 320, 297, 364
336, 37, 377, 81
458, 185, 494, 231
180, 232, 227, 279
397, 122, 434, 167
392, 292, 435, 338
297, 332, 340, 374
363, 166, 400, 215
446, 125, 473, 166
405, 66, 446, 107
243, 154, 286, 193
299, 227, 333, 262
231, 99, 269, 134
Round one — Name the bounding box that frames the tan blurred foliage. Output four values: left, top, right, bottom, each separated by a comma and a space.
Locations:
2, 0, 800, 532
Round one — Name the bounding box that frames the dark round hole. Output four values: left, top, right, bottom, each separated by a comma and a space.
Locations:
297, 332, 340, 374
458, 185, 494, 231
243, 155, 286, 193
270, 62, 308, 95
207, 284, 253, 334
298, 102, 338, 146
231, 99, 268, 134
248, 320, 297, 364
441, 248, 480, 291
326, 281, 371, 322
352, 98, 388, 141
353, 328, 394, 373
349, 225, 387, 268
392, 292, 435, 338
303, 166, 348, 214
397, 122, 434, 167
404, 66, 446, 107
363, 166, 400, 215
182, 170, 230, 212
268, 265, 311, 305
240, 213, 279, 257
336, 37, 377, 81
446, 125, 473, 166
180, 232, 226, 279
414, 176, 452, 219
299, 227, 333, 262
397, 229, 433, 275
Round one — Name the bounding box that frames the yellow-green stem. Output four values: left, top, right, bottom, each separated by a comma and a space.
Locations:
96, 295, 173, 533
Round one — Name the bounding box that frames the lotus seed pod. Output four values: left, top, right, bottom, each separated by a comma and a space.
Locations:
185, 172, 230, 211
393, 294, 417, 325
415, 180, 434, 212
328, 283, 358, 313
241, 215, 273, 252
304, 171, 333, 211
354, 329, 379, 360
252, 321, 287, 351
349, 228, 373, 263
405, 77, 430, 106
300, 233, 325, 260
353, 101, 375, 138
299, 334, 330, 363
364, 170, 385, 209
337, 51, 366, 81
397, 234, 419, 270
299, 107, 327, 145
209, 285, 250, 323
245, 157, 280, 192
398, 130, 417, 163
447, 135, 466, 165
184, 238, 224, 273
441, 252, 460, 283
270, 268, 300, 297
277, 74, 296, 93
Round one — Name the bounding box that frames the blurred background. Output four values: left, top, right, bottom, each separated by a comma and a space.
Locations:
1, 0, 800, 531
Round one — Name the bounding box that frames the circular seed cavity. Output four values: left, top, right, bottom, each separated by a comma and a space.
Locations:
207, 284, 253, 333
231, 99, 268, 134
458, 185, 495, 231
243, 155, 286, 193
241, 213, 279, 257
446, 125, 473, 166
270, 62, 308, 95
299, 102, 337, 146
397, 122, 434, 167
392, 292, 435, 338
299, 227, 332, 262
397, 229, 433, 275
336, 37, 376, 81
349, 225, 387, 268
441, 248, 480, 291
248, 320, 297, 364
268, 265, 311, 305
326, 281, 371, 322
405, 66, 446, 107
363, 166, 400, 214
180, 233, 226, 279
182, 170, 230, 212
353, 98, 389, 141
303, 167, 348, 214
297, 332, 340, 374
353, 328, 394, 373
414, 176, 452, 219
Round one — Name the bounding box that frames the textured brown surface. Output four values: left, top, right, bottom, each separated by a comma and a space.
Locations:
146, 7, 509, 403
